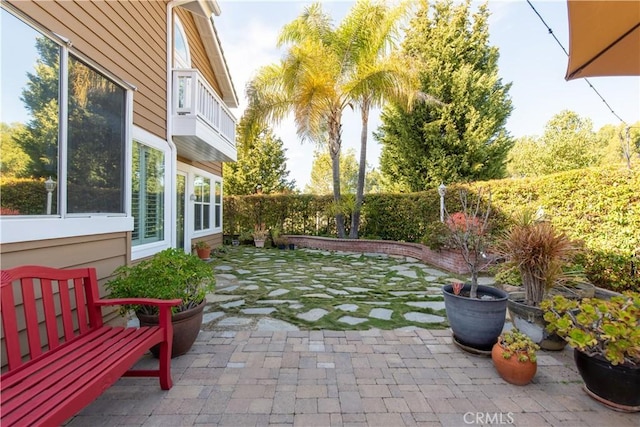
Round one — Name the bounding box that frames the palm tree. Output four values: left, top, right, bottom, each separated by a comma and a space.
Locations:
244, 2, 413, 238
243, 3, 348, 236
243, 1, 431, 237
344, 0, 419, 238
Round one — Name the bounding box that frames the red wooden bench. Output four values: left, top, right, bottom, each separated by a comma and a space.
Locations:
0, 265, 182, 426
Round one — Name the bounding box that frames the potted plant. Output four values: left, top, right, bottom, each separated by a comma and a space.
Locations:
492, 328, 540, 385
497, 209, 580, 350
253, 223, 268, 248
238, 230, 253, 245
542, 293, 640, 411
441, 189, 509, 353
192, 240, 211, 260
106, 248, 215, 357
271, 226, 288, 249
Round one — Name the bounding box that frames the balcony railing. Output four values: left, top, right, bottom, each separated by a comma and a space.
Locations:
172, 69, 237, 161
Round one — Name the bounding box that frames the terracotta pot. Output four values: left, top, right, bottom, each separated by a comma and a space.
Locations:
491, 342, 537, 385
196, 248, 211, 259
137, 299, 205, 358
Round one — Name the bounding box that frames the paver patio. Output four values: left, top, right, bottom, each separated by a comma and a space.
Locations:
68, 247, 640, 426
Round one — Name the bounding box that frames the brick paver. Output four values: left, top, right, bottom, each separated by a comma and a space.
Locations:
69, 329, 640, 426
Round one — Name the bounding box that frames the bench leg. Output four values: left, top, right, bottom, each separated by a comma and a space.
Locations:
158, 340, 172, 390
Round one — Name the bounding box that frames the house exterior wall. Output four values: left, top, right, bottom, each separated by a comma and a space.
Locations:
1, 0, 235, 366
1, 0, 227, 272
7, 0, 168, 140
176, 8, 223, 96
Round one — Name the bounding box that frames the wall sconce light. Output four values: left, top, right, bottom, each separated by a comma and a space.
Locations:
190, 194, 196, 201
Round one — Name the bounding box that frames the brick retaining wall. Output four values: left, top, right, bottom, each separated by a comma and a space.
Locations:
284, 235, 475, 275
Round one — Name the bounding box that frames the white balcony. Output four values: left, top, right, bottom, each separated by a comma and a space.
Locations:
172, 69, 237, 162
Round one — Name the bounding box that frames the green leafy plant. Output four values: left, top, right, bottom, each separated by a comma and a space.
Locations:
420, 221, 451, 250
541, 292, 640, 366
106, 248, 215, 315
498, 209, 579, 306
271, 226, 288, 247
497, 328, 540, 363
238, 230, 254, 244
191, 240, 210, 250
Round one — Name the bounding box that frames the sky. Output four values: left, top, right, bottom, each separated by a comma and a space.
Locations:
214, 0, 640, 190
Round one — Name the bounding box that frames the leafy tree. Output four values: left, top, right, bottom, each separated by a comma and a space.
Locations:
538, 110, 602, 174
16, 37, 60, 179
377, 0, 513, 192
507, 136, 543, 177
305, 148, 359, 195
597, 122, 640, 169
223, 119, 295, 195
0, 122, 30, 177
507, 110, 606, 177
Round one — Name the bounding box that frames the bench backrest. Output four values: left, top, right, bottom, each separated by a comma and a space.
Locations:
1, 266, 103, 372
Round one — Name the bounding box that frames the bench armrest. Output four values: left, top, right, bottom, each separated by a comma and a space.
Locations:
94, 298, 182, 308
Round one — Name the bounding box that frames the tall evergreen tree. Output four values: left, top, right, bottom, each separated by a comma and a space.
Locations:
224, 119, 295, 195
377, 0, 513, 192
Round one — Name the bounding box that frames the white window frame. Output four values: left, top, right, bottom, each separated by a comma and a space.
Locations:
178, 162, 222, 240
0, 6, 134, 244
173, 15, 191, 69
131, 127, 172, 260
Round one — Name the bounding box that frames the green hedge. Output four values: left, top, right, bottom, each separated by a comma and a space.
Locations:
224, 166, 639, 292
1, 177, 122, 215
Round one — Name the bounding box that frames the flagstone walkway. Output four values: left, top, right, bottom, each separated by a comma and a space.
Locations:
201, 246, 495, 332
72, 246, 639, 426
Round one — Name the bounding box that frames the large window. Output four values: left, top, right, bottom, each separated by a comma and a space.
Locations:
0, 7, 127, 218
184, 166, 222, 236
132, 141, 165, 246
193, 175, 211, 231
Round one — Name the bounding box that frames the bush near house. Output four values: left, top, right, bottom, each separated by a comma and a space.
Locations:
1, 177, 128, 215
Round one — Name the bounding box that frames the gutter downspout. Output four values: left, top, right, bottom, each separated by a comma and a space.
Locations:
167, 0, 192, 251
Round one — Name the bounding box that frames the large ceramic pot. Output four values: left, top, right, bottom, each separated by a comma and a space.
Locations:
442, 284, 508, 352
507, 293, 566, 351
574, 349, 640, 412
137, 299, 205, 358
491, 342, 537, 385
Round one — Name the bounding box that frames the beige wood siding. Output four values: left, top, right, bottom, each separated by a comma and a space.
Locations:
7, 0, 168, 139
177, 156, 223, 176
0, 232, 129, 295
175, 8, 223, 96
0, 233, 129, 368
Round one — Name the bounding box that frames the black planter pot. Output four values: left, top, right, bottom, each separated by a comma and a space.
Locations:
442, 284, 508, 352
507, 293, 567, 351
137, 299, 205, 358
574, 349, 640, 412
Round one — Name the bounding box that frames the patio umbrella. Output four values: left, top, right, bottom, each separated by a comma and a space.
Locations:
565, 0, 640, 80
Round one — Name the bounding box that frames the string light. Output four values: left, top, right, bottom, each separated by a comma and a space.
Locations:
526, 0, 629, 126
